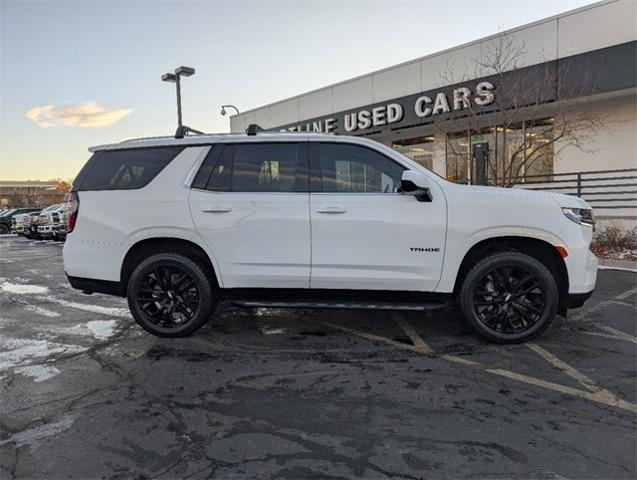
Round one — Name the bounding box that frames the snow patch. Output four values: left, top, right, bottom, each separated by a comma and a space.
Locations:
86, 320, 119, 339
24, 304, 60, 318
14, 365, 60, 382
40, 296, 130, 318
598, 265, 637, 273
1, 282, 48, 295
0, 415, 74, 449
0, 337, 86, 371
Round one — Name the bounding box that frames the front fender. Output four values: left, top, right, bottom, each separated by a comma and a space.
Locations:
435, 225, 567, 293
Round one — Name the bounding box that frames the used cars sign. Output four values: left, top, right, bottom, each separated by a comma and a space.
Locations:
281, 81, 495, 134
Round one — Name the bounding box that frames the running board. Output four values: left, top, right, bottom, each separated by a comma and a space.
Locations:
230, 299, 447, 311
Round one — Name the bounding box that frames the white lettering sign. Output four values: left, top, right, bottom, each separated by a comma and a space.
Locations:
284, 82, 495, 132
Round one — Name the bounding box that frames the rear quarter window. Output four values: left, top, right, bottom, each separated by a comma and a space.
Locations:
74, 146, 185, 191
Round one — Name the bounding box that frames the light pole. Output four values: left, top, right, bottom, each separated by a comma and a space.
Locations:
220, 105, 240, 116
162, 66, 195, 128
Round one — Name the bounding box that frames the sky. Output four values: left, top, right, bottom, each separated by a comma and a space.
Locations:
1, 0, 596, 181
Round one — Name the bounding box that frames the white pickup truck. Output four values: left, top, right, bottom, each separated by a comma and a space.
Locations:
63, 128, 597, 343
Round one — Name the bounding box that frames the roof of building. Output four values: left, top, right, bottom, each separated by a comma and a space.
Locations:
0, 181, 59, 188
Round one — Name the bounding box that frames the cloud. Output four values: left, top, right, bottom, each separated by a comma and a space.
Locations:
26, 101, 133, 128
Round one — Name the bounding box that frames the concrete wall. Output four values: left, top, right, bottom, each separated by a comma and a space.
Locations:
554, 93, 637, 173
231, 0, 636, 133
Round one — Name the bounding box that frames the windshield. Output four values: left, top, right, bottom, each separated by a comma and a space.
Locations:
0, 209, 16, 217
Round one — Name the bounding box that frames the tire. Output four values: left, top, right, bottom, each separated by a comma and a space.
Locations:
0, 224, 8, 234
459, 251, 558, 344
126, 253, 218, 337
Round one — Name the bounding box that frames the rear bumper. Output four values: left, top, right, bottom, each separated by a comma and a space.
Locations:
66, 274, 124, 297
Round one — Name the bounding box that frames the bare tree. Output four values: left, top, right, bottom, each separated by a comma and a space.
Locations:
434, 35, 611, 187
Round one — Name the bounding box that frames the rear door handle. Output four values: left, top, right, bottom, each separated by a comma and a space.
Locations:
202, 206, 231, 213
316, 206, 347, 214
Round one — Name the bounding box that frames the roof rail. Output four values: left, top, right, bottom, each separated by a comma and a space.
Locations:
175, 125, 205, 139
246, 124, 265, 136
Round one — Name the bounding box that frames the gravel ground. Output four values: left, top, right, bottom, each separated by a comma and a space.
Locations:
1, 234, 636, 479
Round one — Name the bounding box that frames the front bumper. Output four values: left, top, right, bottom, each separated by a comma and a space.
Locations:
38, 225, 54, 238
568, 290, 594, 309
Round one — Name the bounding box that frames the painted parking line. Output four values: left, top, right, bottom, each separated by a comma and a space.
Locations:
393, 314, 433, 354
483, 368, 637, 413
570, 286, 637, 322
326, 316, 637, 413
526, 343, 603, 393
589, 323, 637, 345
323, 321, 425, 354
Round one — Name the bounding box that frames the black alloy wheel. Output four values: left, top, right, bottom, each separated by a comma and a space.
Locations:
127, 253, 217, 337
472, 265, 546, 334
459, 251, 558, 343
137, 265, 199, 328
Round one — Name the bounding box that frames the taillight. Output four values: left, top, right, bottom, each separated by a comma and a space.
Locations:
66, 192, 79, 233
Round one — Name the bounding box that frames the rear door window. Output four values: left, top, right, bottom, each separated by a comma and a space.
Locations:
74, 147, 184, 191
197, 143, 308, 193
232, 143, 305, 192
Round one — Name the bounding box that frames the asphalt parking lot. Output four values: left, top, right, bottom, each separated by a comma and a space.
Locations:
0, 235, 635, 479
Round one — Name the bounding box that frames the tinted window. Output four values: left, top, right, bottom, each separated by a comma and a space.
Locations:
76, 147, 184, 191
233, 143, 304, 192
191, 145, 220, 189
201, 143, 306, 193
316, 143, 404, 193
207, 144, 234, 191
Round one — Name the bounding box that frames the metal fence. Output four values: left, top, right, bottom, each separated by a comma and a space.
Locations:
512, 168, 637, 211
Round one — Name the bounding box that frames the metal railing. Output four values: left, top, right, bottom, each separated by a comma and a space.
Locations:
511, 168, 637, 210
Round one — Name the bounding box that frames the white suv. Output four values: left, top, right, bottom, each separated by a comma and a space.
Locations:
63, 127, 597, 343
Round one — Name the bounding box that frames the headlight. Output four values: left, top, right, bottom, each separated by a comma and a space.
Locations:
562, 207, 595, 228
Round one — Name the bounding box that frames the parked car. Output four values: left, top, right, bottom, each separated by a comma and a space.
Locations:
37, 204, 66, 240
23, 205, 59, 239
12, 213, 30, 234
22, 212, 42, 239
63, 127, 597, 343
0, 207, 41, 234
52, 223, 67, 242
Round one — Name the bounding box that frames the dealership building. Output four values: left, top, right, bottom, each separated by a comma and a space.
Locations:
230, 0, 636, 222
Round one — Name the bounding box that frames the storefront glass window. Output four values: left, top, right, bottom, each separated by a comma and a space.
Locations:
524, 120, 554, 181
446, 131, 470, 183
392, 136, 434, 171
447, 118, 554, 185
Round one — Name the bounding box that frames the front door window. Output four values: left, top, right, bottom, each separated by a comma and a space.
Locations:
313, 143, 404, 193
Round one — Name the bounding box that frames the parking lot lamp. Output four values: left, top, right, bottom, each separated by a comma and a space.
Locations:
220, 105, 240, 116
161, 66, 195, 128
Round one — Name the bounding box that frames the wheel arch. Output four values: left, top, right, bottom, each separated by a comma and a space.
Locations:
121, 237, 220, 294
452, 236, 569, 315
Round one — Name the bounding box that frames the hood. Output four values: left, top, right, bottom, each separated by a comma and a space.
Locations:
470, 185, 590, 209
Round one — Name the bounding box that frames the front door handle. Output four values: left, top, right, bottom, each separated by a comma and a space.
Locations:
202, 206, 231, 213
316, 206, 347, 214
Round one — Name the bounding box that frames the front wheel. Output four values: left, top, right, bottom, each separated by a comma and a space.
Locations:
459, 251, 559, 343
127, 253, 218, 337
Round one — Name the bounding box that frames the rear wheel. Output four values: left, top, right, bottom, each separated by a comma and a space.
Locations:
127, 253, 217, 337
459, 251, 558, 343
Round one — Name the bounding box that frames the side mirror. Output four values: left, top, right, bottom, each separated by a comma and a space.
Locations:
401, 170, 433, 202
